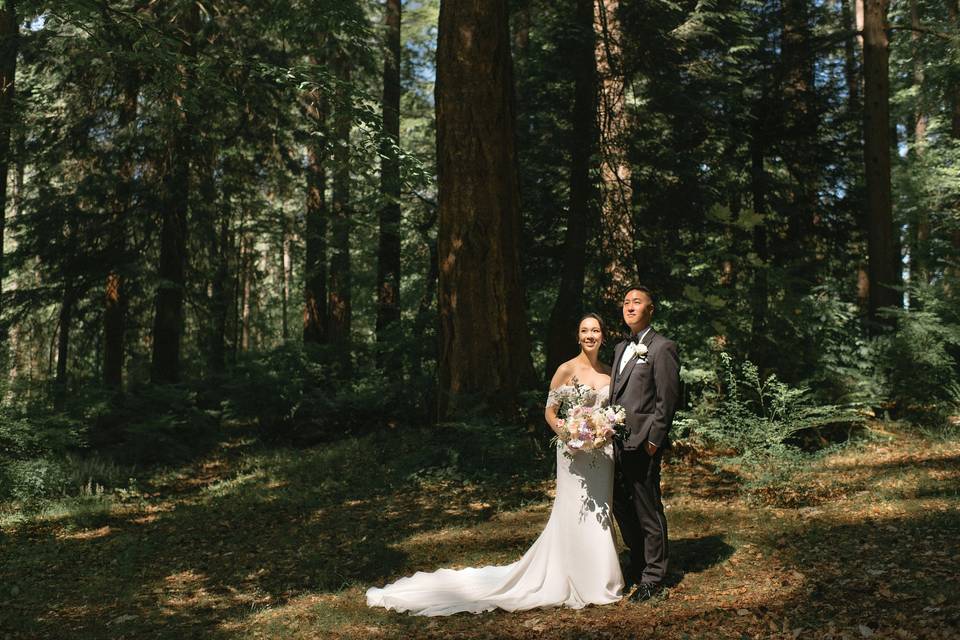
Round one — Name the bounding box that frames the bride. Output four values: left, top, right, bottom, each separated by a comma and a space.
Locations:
366, 313, 624, 616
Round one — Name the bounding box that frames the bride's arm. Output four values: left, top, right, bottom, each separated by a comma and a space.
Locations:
544, 363, 573, 436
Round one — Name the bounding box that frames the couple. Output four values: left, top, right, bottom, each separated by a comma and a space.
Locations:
367, 285, 681, 616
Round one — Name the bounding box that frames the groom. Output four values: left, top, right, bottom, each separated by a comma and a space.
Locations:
609, 285, 681, 602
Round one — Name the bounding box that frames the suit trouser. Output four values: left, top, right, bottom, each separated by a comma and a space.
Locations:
613, 441, 669, 585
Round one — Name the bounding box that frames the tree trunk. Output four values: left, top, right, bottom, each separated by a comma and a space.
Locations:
412, 211, 439, 380
209, 196, 230, 373
749, 125, 769, 368
303, 56, 329, 345
545, 0, 597, 378
328, 50, 352, 376
55, 289, 76, 409
376, 0, 402, 363
841, 0, 860, 108
781, 0, 820, 294
0, 0, 17, 343
435, 0, 535, 419
595, 0, 637, 310
241, 235, 252, 352
946, 0, 960, 288
843, 0, 870, 310
862, 0, 900, 325
151, 6, 196, 383
104, 68, 139, 388
948, 0, 959, 137
907, 0, 929, 307
281, 217, 291, 342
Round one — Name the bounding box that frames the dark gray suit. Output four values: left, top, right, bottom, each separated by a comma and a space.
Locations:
609, 327, 680, 586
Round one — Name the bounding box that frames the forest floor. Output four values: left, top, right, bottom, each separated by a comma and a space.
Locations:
1, 422, 959, 640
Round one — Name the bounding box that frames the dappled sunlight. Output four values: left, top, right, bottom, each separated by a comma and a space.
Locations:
3, 427, 959, 639
56, 525, 113, 541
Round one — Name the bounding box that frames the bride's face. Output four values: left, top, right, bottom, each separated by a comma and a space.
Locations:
578, 318, 603, 353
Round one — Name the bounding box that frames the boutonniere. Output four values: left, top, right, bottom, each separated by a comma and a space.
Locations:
636, 343, 648, 359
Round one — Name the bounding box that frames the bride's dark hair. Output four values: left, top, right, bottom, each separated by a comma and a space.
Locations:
577, 312, 607, 344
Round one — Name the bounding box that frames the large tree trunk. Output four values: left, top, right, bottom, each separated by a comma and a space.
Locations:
435, 0, 535, 419
328, 50, 352, 375
376, 0, 402, 363
862, 0, 900, 325
303, 58, 329, 345
545, 0, 597, 378
0, 0, 17, 343
151, 6, 196, 383
595, 0, 636, 310
104, 68, 139, 388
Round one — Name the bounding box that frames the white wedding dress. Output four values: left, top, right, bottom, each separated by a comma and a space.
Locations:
366, 384, 623, 616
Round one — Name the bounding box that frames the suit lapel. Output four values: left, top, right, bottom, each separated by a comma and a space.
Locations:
614, 328, 657, 399
615, 352, 637, 397
610, 341, 626, 393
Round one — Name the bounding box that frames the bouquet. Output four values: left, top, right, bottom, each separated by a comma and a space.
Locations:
549, 381, 626, 457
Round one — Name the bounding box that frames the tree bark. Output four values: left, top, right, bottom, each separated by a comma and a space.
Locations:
281, 217, 291, 342
303, 55, 329, 345
0, 0, 17, 343
240, 235, 252, 352
595, 0, 637, 310
435, 0, 535, 419
209, 194, 231, 373
151, 6, 196, 383
55, 289, 76, 408
862, 0, 900, 325
328, 50, 352, 375
749, 123, 769, 368
545, 0, 597, 378
376, 0, 402, 363
946, 0, 960, 288
104, 67, 139, 388
781, 0, 820, 293
907, 0, 929, 307
840, 0, 860, 108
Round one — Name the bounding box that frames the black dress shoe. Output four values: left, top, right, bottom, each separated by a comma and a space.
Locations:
628, 582, 666, 602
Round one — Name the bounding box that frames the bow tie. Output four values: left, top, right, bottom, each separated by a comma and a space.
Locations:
630, 334, 642, 345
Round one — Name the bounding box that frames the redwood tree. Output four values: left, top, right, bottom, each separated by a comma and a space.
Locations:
303, 50, 329, 346
328, 48, 352, 375
0, 0, 17, 341
544, 0, 597, 377
435, 0, 535, 419
862, 0, 901, 324
151, 6, 196, 383
375, 0, 402, 361
595, 0, 637, 310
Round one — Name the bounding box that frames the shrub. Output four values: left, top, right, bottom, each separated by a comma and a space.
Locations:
876, 288, 960, 428
677, 353, 864, 486
222, 343, 435, 444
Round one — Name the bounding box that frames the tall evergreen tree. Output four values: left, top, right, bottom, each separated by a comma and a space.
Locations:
375, 0, 402, 363
435, 0, 534, 418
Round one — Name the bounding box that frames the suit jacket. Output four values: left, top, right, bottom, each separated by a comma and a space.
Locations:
609, 328, 681, 451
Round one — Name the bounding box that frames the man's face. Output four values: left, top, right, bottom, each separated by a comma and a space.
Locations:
622, 289, 654, 331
